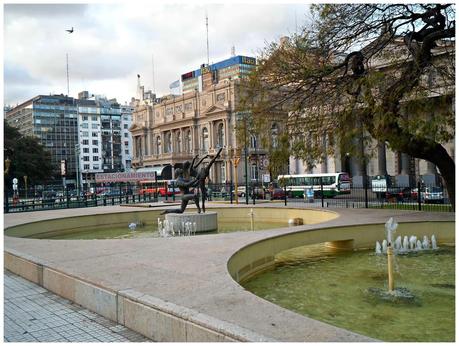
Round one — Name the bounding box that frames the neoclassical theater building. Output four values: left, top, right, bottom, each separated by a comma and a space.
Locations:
130, 56, 270, 184
131, 40, 454, 187
289, 38, 455, 187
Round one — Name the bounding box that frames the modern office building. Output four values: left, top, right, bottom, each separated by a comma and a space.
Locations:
6, 91, 134, 189
181, 55, 256, 93
6, 94, 79, 183
121, 104, 134, 172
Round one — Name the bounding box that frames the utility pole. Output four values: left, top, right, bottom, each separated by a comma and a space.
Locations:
66, 53, 70, 95
205, 11, 210, 65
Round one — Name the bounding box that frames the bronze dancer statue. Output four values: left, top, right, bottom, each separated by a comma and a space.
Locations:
160, 168, 201, 214
192, 147, 223, 213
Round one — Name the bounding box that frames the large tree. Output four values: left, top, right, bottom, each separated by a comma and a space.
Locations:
4, 121, 54, 188
240, 4, 455, 208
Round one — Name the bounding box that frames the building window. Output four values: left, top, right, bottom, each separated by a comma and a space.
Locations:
92, 148, 98, 153
92, 132, 98, 137
217, 93, 225, 102
250, 164, 258, 181
82, 131, 89, 137
125, 149, 129, 154
84, 164, 90, 170
92, 116, 97, 121
82, 115, 88, 121
123, 124, 128, 129
83, 148, 89, 153
271, 123, 279, 148
156, 136, 161, 155
92, 140, 98, 145
250, 134, 257, 149
124, 133, 128, 138
165, 132, 172, 153
185, 129, 192, 153
202, 127, 209, 151
83, 156, 90, 162
82, 123, 89, 128
217, 123, 224, 148
185, 102, 193, 112
220, 162, 226, 183
93, 164, 99, 170
176, 131, 181, 153
93, 156, 99, 161
82, 139, 89, 145
124, 141, 129, 146
92, 123, 98, 129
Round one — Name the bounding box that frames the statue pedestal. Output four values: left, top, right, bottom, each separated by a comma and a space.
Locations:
165, 212, 218, 233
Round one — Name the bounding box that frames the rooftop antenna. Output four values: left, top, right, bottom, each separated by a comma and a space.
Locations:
231, 45, 236, 57
295, 9, 298, 35
66, 53, 70, 95
206, 10, 210, 65
136, 74, 141, 99
152, 54, 156, 94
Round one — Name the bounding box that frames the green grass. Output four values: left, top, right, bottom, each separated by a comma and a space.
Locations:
369, 202, 453, 212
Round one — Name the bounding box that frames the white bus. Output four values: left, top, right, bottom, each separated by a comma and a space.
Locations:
277, 172, 351, 198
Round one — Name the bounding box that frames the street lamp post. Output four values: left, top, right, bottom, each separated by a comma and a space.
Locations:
243, 114, 249, 205
75, 144, 81, 197
231, 149, 241, 204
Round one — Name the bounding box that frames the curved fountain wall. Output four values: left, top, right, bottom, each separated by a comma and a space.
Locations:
227, 221, 455, 283
4, 207, 339, 238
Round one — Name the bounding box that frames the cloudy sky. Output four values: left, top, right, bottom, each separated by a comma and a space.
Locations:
4, 2, 310, 106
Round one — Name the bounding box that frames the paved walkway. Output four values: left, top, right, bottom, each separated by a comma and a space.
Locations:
4, 271, 150, 342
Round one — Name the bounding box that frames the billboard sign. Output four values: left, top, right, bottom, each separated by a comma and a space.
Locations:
95, 172, 157, 183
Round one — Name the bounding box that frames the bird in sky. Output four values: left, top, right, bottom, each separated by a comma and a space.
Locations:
66, 27, 74, 34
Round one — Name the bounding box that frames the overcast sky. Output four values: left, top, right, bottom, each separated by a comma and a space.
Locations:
4, 2, 310, 106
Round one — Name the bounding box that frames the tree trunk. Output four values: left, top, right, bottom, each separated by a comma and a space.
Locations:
428, 144, 455, 211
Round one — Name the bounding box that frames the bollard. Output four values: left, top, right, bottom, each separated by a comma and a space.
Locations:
417, 181, 422, 211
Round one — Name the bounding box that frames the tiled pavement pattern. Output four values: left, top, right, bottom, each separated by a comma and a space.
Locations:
4, 271, 150, 342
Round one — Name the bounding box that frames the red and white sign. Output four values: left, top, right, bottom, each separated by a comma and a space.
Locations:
95, 172, 157, 183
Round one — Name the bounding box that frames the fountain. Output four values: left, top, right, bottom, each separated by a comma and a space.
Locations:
249, 209, 254, 231
158, 218, 197, 238
369, 217, 416, 302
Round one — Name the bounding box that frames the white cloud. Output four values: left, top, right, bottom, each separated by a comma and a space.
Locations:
4, 2, 310, 106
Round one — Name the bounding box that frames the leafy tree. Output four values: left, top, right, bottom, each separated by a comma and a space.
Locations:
240, 4, 455, 208
4, 121, 53, 188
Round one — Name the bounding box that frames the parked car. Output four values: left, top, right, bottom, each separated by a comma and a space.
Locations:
385, 187, 412, 202
271, 187, 286, 200
423, 186, 444, 204
232, 186, 265, 198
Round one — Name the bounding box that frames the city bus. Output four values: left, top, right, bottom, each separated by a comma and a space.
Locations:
139, 179, 180, 197
277, 172, 351, 198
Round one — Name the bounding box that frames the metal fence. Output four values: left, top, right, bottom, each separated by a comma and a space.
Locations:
4, 181, 453, 213
205, 181, 453, 213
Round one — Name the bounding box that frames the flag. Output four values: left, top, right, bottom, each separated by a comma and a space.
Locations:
169, 80, 180, 89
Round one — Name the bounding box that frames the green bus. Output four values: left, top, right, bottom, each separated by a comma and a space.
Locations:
277, 172, 351, 198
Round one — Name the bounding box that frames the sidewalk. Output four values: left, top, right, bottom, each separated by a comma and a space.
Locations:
4, 271, 150, 342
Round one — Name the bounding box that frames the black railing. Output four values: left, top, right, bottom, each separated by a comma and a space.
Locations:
4, 187, 159, 214
204, 181, 453, 213
4, 182, 452, 213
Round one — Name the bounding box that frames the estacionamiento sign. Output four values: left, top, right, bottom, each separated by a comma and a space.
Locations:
95, 172, 157, 183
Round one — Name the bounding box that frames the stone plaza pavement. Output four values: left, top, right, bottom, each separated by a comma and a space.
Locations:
4, 270, 150, 342
4, 203, 454, 342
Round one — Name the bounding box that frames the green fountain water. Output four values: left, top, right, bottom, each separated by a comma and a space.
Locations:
242, 243, 455, 342
31, 220, 287, 240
